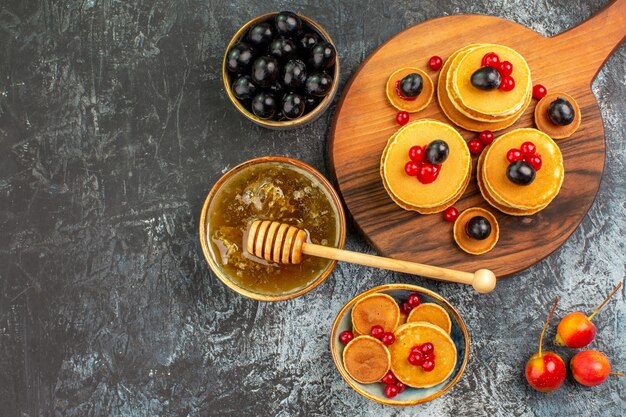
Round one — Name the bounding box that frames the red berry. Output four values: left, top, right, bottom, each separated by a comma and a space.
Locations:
407, 293, 421, 308
422, 360, 435, 372
411, 345, 422, 355
395, 382, 407, 393
400, 301, 412, 314
381, 370, 397, 385
370, 325, 384, 339
408, 145, 424, 163
467, 138, 484, 155
408, 352, 424, 366
396, 111, 410, 126
499, 76, 515, 91
404, 161, 419, 176
420, 342, 434, 355
381, 332, 396, 346
416, 163, 439, 184
478, 130, 494, 146
423, 353, 435, 361
506, 148, 523, 162
527, 154, 542, 171
481, 52, 500, 68
533, 84, 547, 100
428, 55, 443, 71
384, 384, 399, 398
520, 141, 536, 157
339, 330, 354, 344
443, 207, 459, 222
498, 61, 513, 76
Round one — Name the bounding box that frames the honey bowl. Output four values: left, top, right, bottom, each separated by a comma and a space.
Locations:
330, 284, 469, 406
199, 156, 346, 301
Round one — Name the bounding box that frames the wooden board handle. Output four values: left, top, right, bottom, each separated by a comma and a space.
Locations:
302, 242, 497, 293
548, 0, 625, 83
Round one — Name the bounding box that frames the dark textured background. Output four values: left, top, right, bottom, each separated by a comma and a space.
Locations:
0, 1, 624, 416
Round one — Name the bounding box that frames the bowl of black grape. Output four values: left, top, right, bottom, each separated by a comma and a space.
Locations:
223, 11, 339, 129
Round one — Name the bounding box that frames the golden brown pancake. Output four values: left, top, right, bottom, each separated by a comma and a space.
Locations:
343, 336, 391, 384
386, 68, 434, 113
453, 207, 500, 255
534, 92, 581, 139
407, 303, 453, 334
351, 293, 401, 335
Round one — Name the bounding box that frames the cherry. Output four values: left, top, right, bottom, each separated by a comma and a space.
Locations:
498, 61, 513, 76
428, 55, 443, 71
478, 130, 494, 146
370, 325, 384, 339
381, 332, 396, 346
468, 138, 484, 155
481, 52, 500, 68
416, 163, 439, 184
533, 84, 547, 100
408, 351, 424, 366
420, 342, 434, 355
408, 145, 425, 163
395, 382, 407, 393
499, 76, 515, 91
520, 141, 536, 157
400, 302, 412, 315
443, 207, 459, 222
384, 384, 399, 398
339, 330, 354, 344
404, 161, 419, 176
422, 360, 435, 372
527, 154, 542, 171
407, 293, 421, 308
381, 370, 397, 385
506, 148, 523, 163
396, 111, 410, 126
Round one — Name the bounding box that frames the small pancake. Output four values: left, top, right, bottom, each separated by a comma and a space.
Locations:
407, 303, 452, 334
453, 207, 499, 255
389, 322, 457, 388
452, 44, 531, 117
380, 120, 471, 209
351, 293, 401, 335
534, 92, 581, 139
482, 128, 564, 210
342, 336, 391, 384
386, 68, 434, 113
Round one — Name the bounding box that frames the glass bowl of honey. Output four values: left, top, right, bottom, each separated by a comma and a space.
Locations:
199, 156, 346, 301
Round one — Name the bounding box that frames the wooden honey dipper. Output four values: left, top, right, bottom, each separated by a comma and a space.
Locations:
246, 220, 497, 293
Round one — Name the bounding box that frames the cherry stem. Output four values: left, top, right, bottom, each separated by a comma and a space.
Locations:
609, 371, 625, 377
539, 297, 559, 358
588, 281, 622, 321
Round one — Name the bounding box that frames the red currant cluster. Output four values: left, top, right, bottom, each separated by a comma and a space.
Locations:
404, 146, 441, 184
408, 342, 436, 372
381, 370, 406, 398
370, 325, 396, 345
481, 52, 515, 92
467, 129, 494, 155
507, 141, 542, 170
400, 293, 421, 315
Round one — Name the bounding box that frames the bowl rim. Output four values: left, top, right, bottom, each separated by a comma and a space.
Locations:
222, 12, 340, 128
329, 284, 470, 406
199, 156, 347, 301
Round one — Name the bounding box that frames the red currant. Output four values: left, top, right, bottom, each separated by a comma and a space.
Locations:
395, 382, 407, 393
381, 332, 396, 346
384, 384, 399, 398
422, 360, 435, 372
443, 207, 459, 222
411, 345, 422, 355
408, 352, 424, 366
520, 141, 536, 157
478, 130, 494, 146
498, 61, 513, 77
527, 154, 542, 171
400, 302, 412, 315
370, 325, 384, 339
408, 145, 424, 163
407, 293, 421, 308
381, 370, 397, 385
428, 55, 443, 71
396, 111, 409, 126
420, 342, 434, 355
532, 84, 547, 100
499, 75, 515, 91
416, 163, 439, 184
481, 52, 500, 68
339, 330, 354, 344
467, 138, 484, 155
506, 148, 523, 162
404, 161, 419, 176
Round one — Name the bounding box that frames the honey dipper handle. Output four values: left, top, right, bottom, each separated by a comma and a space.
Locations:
301, 243, 496, 293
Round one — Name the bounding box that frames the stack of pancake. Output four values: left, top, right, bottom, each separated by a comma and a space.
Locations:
437, 43, 532, 132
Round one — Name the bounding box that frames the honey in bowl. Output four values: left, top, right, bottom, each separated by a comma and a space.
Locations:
206, 161, 341, 297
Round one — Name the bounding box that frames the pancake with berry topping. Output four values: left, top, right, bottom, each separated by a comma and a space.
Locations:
386, 68, 433, 113
351, 293, 401, 335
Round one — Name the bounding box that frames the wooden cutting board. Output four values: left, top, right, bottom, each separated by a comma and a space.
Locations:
329, 1, 625, 278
